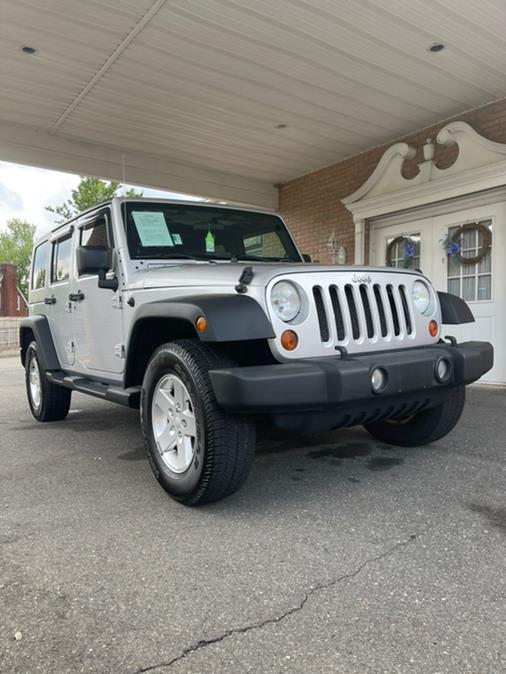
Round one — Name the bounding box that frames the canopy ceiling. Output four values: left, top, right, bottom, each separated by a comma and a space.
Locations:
1, 0, 506, 207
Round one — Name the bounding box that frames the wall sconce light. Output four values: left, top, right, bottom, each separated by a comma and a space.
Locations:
327, 230, 346, 265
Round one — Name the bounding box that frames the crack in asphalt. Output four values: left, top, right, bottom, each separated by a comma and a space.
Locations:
133, 533, 417, 673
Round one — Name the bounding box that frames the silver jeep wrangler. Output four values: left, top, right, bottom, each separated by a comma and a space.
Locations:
21, 198, 493, 505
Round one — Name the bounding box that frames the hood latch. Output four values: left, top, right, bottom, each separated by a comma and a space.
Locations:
235, 266, 254, 294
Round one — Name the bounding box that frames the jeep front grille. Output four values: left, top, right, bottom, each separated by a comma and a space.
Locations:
313, 282, 413, 345
265, 270, 440, 360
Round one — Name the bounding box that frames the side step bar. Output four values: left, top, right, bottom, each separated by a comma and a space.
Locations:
46, 371, 141, 409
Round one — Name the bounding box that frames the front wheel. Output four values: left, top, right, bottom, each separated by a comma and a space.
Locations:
140, 340, 255, 506
25, 341, 71, 422
364, 386, 465, 447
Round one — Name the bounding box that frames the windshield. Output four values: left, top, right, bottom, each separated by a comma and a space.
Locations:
123, 202, 301, 262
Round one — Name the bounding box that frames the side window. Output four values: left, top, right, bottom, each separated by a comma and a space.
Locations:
31, 241, 49, 290
243, 231, 289, 258
80, 215, 109, 248
51, 235, 73, 283
79, 214, 112, 275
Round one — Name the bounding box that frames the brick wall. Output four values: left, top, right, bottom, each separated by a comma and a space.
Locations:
0, 264, 27, 317
279, 97, 506, 264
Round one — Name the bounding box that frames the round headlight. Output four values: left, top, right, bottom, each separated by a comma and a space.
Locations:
412, 280, 431, 315
271, 281, 301, 322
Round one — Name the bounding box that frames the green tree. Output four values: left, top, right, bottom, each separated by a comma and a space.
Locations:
0, 218, 36, 297
46, 176, 143, 222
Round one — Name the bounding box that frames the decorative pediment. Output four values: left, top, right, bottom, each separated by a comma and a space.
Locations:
343, 121, 506, 209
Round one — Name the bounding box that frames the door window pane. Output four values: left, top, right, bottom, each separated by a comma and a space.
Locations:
52, 236, 72, 283
477, 275, 491, 301
462, 277, 475, 302
31, 242, 49, 289
447, 278, 460, 297
446, 220, 492, 302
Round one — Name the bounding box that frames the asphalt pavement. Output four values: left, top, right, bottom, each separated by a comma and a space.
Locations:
1, 355, 505, 674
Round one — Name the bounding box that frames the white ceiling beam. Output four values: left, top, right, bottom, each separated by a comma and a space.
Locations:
0, 121, 278, 209
49, 0, 168, 135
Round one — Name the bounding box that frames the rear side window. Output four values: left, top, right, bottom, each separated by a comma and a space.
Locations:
31, 242, 49, 290
51, 235, 73, 283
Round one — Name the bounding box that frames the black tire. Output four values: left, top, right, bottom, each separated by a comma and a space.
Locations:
25, 341, 71, 422
140, 339, 256, 506
364, 386, 466, 447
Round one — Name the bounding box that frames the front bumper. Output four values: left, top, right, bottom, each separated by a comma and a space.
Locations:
209, 341, 493, 417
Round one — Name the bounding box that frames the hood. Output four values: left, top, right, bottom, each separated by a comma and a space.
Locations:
130, 262, 424, 290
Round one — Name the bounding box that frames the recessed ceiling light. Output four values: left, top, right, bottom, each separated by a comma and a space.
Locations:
275, 123, 287, 129
21, 46, 38, 55
428, 43, 445, 53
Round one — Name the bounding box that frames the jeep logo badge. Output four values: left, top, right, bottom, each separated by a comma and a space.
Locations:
351, 273, 372, 284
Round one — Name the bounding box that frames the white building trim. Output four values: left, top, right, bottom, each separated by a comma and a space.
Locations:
343, 122, 506, 262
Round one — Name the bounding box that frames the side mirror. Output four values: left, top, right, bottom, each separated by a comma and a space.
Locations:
76, 246, 118, 291
302, 253, 312, 263
77, 245, 109, 275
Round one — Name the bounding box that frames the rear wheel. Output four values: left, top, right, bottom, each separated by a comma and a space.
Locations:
140, 339, 255, 506
364, 386, 465, 447
25, 341, 71, 422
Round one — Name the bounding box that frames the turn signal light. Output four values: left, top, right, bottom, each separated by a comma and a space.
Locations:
281, 330, 298, 351
429, 320, 438, 337
195, 316, 207, 333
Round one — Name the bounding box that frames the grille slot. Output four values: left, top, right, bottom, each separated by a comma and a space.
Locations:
359, 284, 375, 339
399, 285, 412, 335
344, 285, 360, 339
386, 284, 401, 336
313, 286, 329, 342
329, 285, 345, 341
373, 284, 388, 337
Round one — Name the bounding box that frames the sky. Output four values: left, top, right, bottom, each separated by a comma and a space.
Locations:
0, 160, 205, 236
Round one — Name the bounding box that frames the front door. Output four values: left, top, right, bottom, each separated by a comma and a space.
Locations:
72, 209, 125, 377
373, 200, 506, 385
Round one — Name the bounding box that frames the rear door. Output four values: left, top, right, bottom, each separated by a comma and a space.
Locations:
47, 228, 76, 367
29, 240, 51, 318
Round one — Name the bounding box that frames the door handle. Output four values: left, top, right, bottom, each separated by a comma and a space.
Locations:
44, 296, 56, 305
68, 291, 85, 302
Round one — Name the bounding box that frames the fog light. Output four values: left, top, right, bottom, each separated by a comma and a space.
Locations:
435, 358, 451, 383
281, 329, 298, 351
371, 367, 387, 393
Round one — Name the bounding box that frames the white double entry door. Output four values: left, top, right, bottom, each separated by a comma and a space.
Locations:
373, 200, 506, 385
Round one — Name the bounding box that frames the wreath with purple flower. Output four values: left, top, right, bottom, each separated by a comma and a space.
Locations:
386, 236, 418, 268
441, 223, 491, 265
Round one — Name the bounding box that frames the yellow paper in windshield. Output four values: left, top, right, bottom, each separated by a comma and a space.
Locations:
132, 211, 174, 247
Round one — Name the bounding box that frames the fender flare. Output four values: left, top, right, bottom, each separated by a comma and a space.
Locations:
131, 294, 275, 342
437, 291, 475, 324
19, 315, 61, 371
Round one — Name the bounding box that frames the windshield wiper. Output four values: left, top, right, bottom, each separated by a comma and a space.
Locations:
235, 255, 296, 262
143, 253, 232, 262
142, 253, 199, 260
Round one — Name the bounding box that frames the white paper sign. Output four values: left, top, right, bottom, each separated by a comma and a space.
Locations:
132, 211, 174, 247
